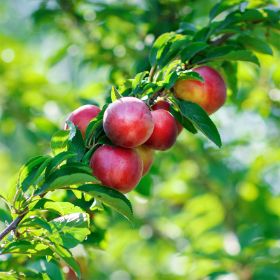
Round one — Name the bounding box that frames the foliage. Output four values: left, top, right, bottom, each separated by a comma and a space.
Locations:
0, 0, 280, 279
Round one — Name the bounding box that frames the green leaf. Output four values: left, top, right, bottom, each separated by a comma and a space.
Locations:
36, 165, 96, 195
0, 271, 19, 280
178, 22, 196, 35
196, 47, 260, 66
67, 123, 85, 161
1, 240, 52, 256
32, 200, 84, 216
177, 100, 222, 147
45, 151, 77, 177
218, 50, 260, 65
110, 86, 122, 102
49, 213, 90, 248
85, 119, 103, 142
238, 35, 273, 55
51, 130, 70, 155
209, 2, 229, 20
132, 71, 149, 88
225, 9, 264, 24
209, 1, 244, 20
170, 106, 198, 134
180, 42, 208, 62
27, 260, 64, 280
82, 145, 99, 165
85, 104, 107, 146
158, 36, 189, 67
0, 208, 12, 223
165, 70, 204, 90
77, 184, 134, 222
222, 61, 238, 95
51, 244, 81, 278
149, 32, 174, 66
0, 196, 12, 222
18, 155, 52, 192
47, 44, 69, 66
193, 27, 212, 42
20, 216, 52, 233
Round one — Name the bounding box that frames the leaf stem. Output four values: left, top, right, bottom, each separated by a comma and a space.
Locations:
148, 65, 157, 82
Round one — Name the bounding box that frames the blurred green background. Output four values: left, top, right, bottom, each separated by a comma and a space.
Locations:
1, 0, 280, 279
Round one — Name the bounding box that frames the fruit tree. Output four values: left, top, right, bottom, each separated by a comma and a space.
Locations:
0, 0, 280, 279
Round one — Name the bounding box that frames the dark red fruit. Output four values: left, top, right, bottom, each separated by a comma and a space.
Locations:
152, 100, 183, 135
103, 97, 154, 148
145, 109, 178, 151
90, 145, 143, 193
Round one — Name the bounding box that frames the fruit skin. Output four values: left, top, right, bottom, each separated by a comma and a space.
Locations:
152, 100, 183, 135
65, 104, 101, 137
151, 100, 171, 111
90, 145, 143, 193
136, 146, 154, 176
103, 97, 154, 148
145, 109, 178, 151
174, 66, 227, 114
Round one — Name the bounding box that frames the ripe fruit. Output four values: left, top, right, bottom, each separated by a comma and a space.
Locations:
152, 100, 183, 135
174, 66, 227, 114
90, 145, 143, 193
65, 104, 101, 137
151, 100, 171, 111
103, 97, 154, 148
145, 109, 178, 151
136, 146, 154, 176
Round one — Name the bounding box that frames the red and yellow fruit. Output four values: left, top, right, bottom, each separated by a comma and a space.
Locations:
136, 146, 154, 176
174, 66, 226, 114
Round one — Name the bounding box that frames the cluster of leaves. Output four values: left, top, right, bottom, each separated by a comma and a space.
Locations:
0, 123, 133, 278
0, 1, 279, 279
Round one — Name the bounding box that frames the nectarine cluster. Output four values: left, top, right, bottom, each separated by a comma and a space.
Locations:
65, 66, 226, 193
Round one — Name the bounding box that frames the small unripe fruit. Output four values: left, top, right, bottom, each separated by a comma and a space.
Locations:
174, 66, 226, 114
65, 105, 101, 137
152, 100, 183, 135
145, 109, 177, 151
103, 97, 154, 148
90, 145, 143, 193
136, 146, 154, 176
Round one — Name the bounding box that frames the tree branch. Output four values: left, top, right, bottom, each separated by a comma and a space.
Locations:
210, 33, 235, 45
0, 213, 26, 242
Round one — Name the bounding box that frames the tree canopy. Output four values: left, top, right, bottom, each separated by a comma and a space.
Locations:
0, 0, 280, 279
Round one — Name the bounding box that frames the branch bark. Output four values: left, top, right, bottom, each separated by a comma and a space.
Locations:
0, 213, 26, 242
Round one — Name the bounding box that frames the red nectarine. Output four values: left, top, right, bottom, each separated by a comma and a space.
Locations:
152, 100, 183, 135
65, 104, 101, 137
103, 97, 154, 148
174, 66, 226, 114
145, 109, 177, 151
136, 146, 154, 176
90, 145, 143, 193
